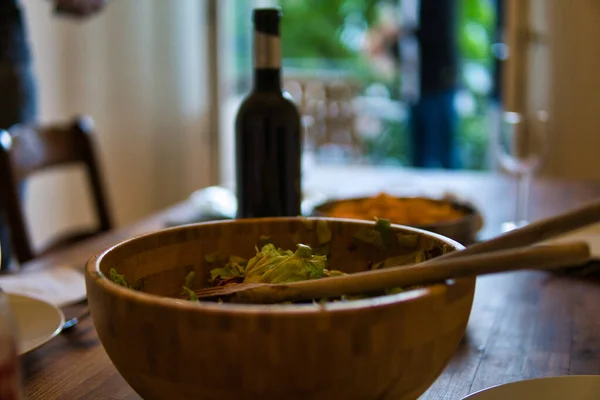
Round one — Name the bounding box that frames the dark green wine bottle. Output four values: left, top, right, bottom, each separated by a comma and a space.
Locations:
235, 8, 302, 219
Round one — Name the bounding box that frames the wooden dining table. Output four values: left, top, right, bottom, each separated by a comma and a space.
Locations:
19, 166, 600, 399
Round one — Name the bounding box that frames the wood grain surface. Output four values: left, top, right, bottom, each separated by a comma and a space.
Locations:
18, 168, 600, 399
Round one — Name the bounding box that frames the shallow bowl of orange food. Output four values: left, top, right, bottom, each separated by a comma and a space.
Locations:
313, 193, 483, 245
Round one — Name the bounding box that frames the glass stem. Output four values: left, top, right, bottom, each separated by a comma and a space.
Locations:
516, 172, 531, 223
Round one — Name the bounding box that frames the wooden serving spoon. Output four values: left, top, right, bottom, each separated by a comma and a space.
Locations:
434, 198, 600, 261
192, 242, 590, 304
192, 198, 600, 304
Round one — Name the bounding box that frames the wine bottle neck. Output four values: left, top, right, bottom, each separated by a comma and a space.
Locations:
253, 30, 281, 91
254, 69, 281, 91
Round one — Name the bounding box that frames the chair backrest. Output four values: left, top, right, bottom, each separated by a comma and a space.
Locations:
0, 115, 112, 263
284, 77, 363, 157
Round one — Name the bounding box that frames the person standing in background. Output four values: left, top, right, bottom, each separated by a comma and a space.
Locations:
409, 0, 459, 169
365, 0, 460, 169
0, 0, 108, 271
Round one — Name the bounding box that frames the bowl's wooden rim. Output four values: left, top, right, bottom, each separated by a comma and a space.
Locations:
312, 195, 483, 231
86, 217, 470, 315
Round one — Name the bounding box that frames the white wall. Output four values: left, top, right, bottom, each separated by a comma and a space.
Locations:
20, 0, 214, 249
542, 0, 600, 179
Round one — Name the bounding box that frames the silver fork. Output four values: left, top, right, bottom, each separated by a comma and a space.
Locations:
61, 308, 91, 332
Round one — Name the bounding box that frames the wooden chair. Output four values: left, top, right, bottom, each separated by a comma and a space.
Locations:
0, 115, 112, 264
284, 77, 364, 157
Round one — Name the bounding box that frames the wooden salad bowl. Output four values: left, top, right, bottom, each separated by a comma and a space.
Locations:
85, 217, 476, 400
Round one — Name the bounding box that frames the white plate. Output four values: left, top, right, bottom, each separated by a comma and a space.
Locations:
7, 293, 65, 355
463, 376, 600, 400
0, 267, 87, 308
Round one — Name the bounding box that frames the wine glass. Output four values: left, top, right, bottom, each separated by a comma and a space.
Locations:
497, 110, 548, 232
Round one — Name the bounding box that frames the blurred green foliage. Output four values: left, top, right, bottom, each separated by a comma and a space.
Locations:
459, 0, 495, 62
280, 0, 379, 59
279, 0, 385, 84
457, 0, 496, 169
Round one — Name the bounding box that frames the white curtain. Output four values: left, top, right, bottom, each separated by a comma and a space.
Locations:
20, 0, 215, 248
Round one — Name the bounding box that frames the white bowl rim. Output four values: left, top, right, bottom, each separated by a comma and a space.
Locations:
86, 217, 470, 316
462, 375, 600, 399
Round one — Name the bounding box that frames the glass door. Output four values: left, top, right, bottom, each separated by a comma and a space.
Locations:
216, 0, 503, 187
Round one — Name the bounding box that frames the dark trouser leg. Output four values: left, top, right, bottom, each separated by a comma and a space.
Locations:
439, 89, 459, 169
410, 89, 458, 169
0, 214, 11, 271
0, 63, 38, 270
